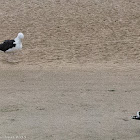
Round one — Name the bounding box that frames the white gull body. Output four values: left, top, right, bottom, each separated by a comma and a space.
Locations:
6, 33, 24, 52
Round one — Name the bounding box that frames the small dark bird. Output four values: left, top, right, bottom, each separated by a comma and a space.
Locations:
132, 111, 140, 120
0, 33, 24, 52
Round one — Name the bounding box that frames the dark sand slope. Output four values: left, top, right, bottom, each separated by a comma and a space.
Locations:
0, 0, 140, 65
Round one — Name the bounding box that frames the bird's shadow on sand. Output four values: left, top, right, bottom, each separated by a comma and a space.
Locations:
0, 51, 23, 64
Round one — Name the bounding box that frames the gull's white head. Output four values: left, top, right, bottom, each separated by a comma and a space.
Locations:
17, 33, 24, 39
137, 111, 140, 117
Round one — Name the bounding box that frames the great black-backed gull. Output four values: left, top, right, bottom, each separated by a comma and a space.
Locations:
0, 33, 24, 52
132, 111, 140, 120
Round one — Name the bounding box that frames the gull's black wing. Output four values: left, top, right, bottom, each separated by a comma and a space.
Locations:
0, 40, 16, 52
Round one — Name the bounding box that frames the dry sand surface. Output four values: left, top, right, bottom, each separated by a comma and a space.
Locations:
0, 0, 140, 140
0, 64, 140, 140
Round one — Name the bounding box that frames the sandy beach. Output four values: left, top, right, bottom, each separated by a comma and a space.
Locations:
0, 0, 140, 139
0, 64, 140, 140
